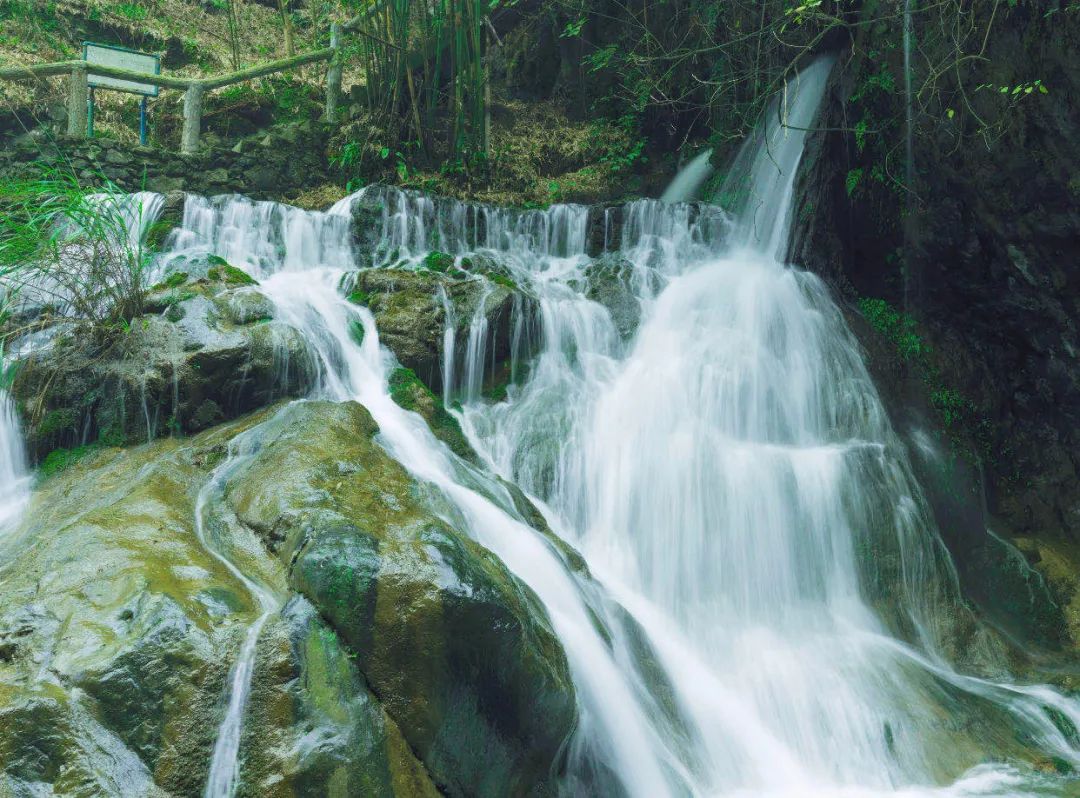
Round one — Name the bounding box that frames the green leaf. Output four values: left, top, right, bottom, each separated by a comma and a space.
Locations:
845, 168, 863, 197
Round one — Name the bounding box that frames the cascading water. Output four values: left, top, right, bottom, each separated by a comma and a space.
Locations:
195, 430, 282, 798
660, 149, 715, 204
0, 386, 30, 529
144, 55, 1080, 796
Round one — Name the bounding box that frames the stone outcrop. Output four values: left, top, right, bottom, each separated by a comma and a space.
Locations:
11, 269, 315, 462
347, 267, 538, 395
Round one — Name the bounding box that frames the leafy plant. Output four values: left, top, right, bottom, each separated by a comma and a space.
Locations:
0, 167, 155, 330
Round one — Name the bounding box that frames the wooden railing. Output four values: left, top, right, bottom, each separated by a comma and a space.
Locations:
0, 47, 340, 154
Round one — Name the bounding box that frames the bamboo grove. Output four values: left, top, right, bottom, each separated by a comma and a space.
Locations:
348, 0, 492, 161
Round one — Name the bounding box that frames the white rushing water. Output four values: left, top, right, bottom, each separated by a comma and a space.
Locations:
0, 387, 30, 529
660, 149, 715, 204
151, 56, 1080, 797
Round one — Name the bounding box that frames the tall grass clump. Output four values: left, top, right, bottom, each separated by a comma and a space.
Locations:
0, 166, 158, 332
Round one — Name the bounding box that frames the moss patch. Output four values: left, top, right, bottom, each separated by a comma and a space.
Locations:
39, 444, 100, 478
347, 289, 371, 306
422, 251, 454, 273
207, 256, 257, 286
151, 271, 189, 291
388, 367, 477, 463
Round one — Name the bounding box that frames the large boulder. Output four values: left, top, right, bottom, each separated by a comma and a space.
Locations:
0, 434, 243, 796
0, 408, 444, 797
579, 253, 649, 342
11, 269, 316, 462
236, 598, 441, 798
226, 400, 578, 797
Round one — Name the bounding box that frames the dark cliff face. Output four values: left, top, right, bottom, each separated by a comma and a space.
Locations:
791, 5, 1080, 551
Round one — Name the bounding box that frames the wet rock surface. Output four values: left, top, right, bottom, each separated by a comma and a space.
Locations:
0, 401, 577, 796
791, 8, 1080, 552
11, 271, 316, 462
580, 253, 646, 341
227, 401, 578, 797
347, 267, 537, 395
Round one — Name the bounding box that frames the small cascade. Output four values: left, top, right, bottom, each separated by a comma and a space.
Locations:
0, 386, 30, 529
193, 423, 282, 798
357, 184, 590, 263
660, 149, 715, 203
162, 194, 355, 280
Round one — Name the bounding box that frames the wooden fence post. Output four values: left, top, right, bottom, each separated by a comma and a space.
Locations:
181, 83, 204, 154
67, 64, 87, 138
325, 23, 342, 123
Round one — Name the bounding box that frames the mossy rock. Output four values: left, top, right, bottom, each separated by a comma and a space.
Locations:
207, 255, 258, 286
345, 267, 540, 395
422, 251, 454, 273
151, 271, 189, 292
225, 401, 578, 797
11, 296, 315, 461
582, 254, 648, 342
0, 409, 443, 797
388, 367, 477, 463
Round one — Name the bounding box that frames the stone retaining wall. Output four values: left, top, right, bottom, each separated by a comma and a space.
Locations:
0, 119, 332, 199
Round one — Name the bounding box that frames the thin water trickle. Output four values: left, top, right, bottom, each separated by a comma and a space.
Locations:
148, 55, 1080, 797
194, 426, 281, 798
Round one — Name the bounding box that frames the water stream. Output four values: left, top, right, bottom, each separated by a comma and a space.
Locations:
0, 387, 30, 529
195, 429, 281, 798
62, 54, 1080, 796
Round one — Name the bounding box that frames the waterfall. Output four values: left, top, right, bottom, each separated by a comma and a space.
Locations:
660, 149, 714, 203
0, 386, 30, 529
141, 55, 1080, 796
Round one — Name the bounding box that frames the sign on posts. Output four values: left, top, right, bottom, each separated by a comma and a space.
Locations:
83, 42, 160, 96
82, 42, 160, 144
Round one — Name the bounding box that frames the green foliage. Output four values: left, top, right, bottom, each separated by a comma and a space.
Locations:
0, 166, 153, 329
784, 0, 823, 26
351, 0, 492, 159
859, 297, 982, 446
39, 444, 98, 478
347, 288, 371, 306
845, 168, 863, 197
930, 388, 973, 428
587, 114, 648, 175
330, 141, 361, 172
114, 2, 148, 20
857, 298, 926, 363
561, 17, 586, 38
975, 79, 1049, 99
